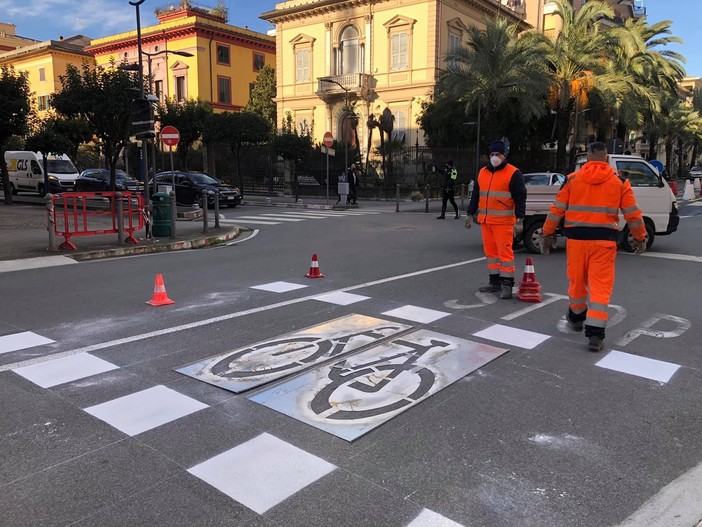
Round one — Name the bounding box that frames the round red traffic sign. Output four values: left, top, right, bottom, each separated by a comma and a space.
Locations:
323, 131, 334, 148
161, 125, 180, 147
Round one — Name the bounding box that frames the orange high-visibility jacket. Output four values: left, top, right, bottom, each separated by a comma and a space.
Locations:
542, 161, 646, 241
468, 163, 526, 225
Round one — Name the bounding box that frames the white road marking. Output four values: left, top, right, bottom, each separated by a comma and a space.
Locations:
473, 324, 550, 350
313, 291, 370, 305
239, 215, 304, 222
616, 314, 691, 347
0, 256, 486, 372
13, 352, 119, 388
225, 229, 259, 245
382, 305, 450, 324
262, 212, 327, 219
224, 218, 280, 225
251, 281, 308, 293
596, 350, 681, 383
500, 293, 563, 321
0, 256, 77, 274
0, 331, 55, 355
407, 509, 464, 527
188, 433, 336, 514
640, 252, 702, 263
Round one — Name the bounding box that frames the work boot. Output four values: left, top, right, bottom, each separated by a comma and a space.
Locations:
587, 335, 604, 352
500, 281, 513, 299
566, 314, 584, 332
454, 213, 461, 219
436, 215, 445, 219
479, 277, 500, 293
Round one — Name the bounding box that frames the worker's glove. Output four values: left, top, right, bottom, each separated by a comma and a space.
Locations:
632, 239, 647, 256
513, 219, 524, 237
464, 215, 472, 229
540, 234, 555, 255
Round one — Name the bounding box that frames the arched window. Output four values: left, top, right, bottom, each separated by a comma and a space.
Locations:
338, 26, 360, 75
338, 111, 358, 149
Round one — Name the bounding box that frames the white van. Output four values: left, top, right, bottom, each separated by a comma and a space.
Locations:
4, 151, 79, 195
521, 154, 679, 253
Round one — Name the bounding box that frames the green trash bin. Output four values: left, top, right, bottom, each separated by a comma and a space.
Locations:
151, 192, 172, 237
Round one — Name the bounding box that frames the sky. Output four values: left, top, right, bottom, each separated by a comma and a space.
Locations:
2, 0, 700, 77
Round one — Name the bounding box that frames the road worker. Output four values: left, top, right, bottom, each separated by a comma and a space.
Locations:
465, 140, 527, 299
540, 141, 647, 352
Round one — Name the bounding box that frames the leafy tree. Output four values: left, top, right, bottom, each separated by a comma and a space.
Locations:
52, 62, 138, 190
203, 111, 271, 196
158, 97, 212, 170
244, 64, 276, 131
24, 120, 75, 196
45, 116, 93, 162
271, 112, 313, 200
0, 66, 33, 205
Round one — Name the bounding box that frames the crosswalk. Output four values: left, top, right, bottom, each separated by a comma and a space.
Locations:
217, 208, 385, 226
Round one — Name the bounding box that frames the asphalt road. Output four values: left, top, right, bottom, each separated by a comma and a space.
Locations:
1, 199, 701, 527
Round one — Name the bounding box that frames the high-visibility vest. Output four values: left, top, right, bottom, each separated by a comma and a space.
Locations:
476, 164, 518, 225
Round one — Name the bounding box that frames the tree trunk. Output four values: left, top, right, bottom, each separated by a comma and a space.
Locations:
665, 139, 673, 175
555, 109, 571, 173
648, 134, 658, 160
1, 157, 14, 205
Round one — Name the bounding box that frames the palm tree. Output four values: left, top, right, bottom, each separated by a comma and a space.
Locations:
440, 17, 549, 146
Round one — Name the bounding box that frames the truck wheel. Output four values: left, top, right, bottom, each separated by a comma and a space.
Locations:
620, 223, 655, 252
38, 183, 45, 197
524, 222, 545, 254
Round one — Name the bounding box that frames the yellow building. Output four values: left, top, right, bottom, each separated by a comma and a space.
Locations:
260, 0, 527, 151
680, 76, 702, 107
0, 35, 94, 117
88, 3, 275, 111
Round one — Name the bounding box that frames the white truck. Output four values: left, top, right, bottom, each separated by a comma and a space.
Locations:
4, 151, 79, 195
519, 154, 679, 253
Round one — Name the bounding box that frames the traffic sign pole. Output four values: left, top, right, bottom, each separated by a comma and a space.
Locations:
160, 125, 180, 205
323, 132, 333, 205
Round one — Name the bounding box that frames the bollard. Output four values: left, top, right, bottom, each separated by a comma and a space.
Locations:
395, 184, 400, 212
202, 193, 209, 233
116, 192, 124, 243
425, 184, 429, 213
169, 191, 177, 239
46, 193, 56, 251
460, 183, 465, 210
214, 190, 220, 229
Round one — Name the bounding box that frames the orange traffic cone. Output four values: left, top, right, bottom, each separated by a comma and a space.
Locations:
517, 257, 542, 303
146, 274, 175, 306
305, 253, 325, 279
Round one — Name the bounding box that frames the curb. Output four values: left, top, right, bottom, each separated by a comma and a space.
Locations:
68, 227, 241, 261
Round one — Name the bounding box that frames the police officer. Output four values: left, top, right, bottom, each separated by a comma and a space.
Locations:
465, 140, 527, 299
436, 160, 460, 219
540, 142, 646, 352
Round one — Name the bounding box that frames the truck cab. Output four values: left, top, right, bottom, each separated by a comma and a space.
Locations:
4, 151, 79, 195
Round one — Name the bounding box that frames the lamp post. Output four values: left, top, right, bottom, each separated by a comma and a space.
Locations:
319, 78, 350, 176
128, 0, 149, 206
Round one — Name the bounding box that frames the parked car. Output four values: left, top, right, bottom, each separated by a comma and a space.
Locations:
688, 167, 701, 179
152, 171, 241, 208
523, 172, 565, 186
74, 169, 144, 193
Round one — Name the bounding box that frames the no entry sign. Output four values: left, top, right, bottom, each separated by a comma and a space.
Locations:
161, 125, 180, 147
323, 131, 334, 148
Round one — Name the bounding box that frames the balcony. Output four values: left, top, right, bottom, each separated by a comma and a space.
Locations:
316, 74, 373, 102
499, 0, 526, 16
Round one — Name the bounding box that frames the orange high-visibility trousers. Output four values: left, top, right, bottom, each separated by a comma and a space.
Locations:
480, 223, 515, 279
566, 239, 617, 332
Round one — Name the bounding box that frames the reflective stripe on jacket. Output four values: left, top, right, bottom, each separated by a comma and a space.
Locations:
476, 164, 519, 225
542, 161, 646, 241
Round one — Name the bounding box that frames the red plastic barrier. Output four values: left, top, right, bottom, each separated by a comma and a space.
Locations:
52, 192, 145, 250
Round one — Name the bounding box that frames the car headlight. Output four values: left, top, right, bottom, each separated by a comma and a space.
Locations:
48, 176, 59, 181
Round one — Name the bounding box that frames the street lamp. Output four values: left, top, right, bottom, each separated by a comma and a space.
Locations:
319, 78, 351, 176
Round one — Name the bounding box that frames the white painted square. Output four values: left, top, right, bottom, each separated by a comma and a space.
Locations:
13, 352, 119, 388
407, 509, 465, 527
0, 331, 54, 355
473, 323, 550, 349
382, 305, 449, 324
84, 385, 208, 436
596, 350, 681, 383
188, 433, 336, 514
250, 281, 308, 293
313, 291, 370, 306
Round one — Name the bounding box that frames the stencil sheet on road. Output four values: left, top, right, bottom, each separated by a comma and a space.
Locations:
175, 314, 412, 393
249, 329, 509, 441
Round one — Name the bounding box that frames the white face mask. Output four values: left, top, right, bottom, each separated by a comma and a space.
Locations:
490, 156, 503, 167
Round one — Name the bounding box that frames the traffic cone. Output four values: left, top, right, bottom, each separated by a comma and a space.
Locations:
683, 180, 696, 200
146, 274, 175, 306
305, 253, 325, 278
694, 178, 701, 194
517, 257, 542, 303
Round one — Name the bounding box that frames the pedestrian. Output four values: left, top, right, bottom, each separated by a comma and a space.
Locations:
464, 140, 527, 299
436, 160, 460, 219
540, 142, 647, 352
348, 164, 358, 205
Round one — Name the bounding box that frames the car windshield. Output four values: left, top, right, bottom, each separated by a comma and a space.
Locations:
188, 173, 220, 185
48, 159, 78, 174
524, 174, 551, 185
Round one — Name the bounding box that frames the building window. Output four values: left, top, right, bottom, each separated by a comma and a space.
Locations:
37, 95, 50, 111
175, 75, 186, 101
448, 33, 461, 67
39, 68, 46, 82
296, 49, 310, 82
154, 80, 164, 101
391, 109, 407, 143
218, 76, 231, 104
298, 118, 310, 136
253, 52, 265, 71
390, 32, 409, 71
217, 44, 230, 65
338, 25, 360, 75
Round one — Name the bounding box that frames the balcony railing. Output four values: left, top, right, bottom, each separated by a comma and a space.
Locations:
317, 74, 371, 97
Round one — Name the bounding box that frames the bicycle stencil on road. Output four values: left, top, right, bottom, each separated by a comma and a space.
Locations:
175, 314, 412, 393
249, 329, 509, 441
